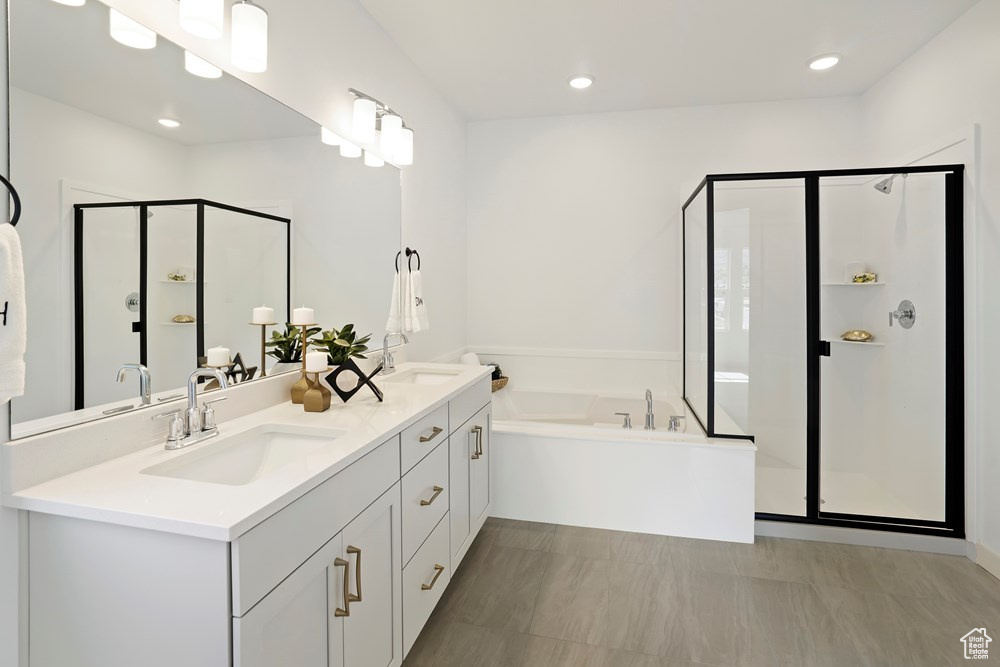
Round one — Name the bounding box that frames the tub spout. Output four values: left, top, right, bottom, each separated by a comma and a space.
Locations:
645, 389, 655, 430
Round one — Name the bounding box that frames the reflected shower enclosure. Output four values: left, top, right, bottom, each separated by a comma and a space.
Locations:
682, 165, 964, 538
74, 199, 290, 410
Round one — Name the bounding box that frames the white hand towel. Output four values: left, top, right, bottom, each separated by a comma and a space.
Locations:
0, 223, 26, 404
411, 269, 430, 331
386, 271, 402, 332
402, 268, 418, 333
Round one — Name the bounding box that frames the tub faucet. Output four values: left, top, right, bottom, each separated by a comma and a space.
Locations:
116, 363, 151, 405
645, 389, 655, 431
381, 331, 409, 375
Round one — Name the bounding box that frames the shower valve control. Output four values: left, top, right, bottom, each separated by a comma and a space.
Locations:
615, 412, 632, 429
889, 299, 916, 329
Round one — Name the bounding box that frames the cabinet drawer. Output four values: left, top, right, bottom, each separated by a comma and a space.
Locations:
402, 515, 450, 655
232, 437, 400, 617
401, 442, 449, 565
400, 404, 449, 474
449, 377, 491, 435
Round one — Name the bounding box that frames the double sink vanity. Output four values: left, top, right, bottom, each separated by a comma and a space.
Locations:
2, 362, 493, 667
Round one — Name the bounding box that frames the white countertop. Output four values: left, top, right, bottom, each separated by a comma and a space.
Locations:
4, 363, 492, 542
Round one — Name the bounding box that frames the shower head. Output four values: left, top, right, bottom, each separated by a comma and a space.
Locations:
873, 173, 906, 195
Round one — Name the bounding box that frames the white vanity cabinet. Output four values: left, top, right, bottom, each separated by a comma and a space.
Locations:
449, 383, 492, 567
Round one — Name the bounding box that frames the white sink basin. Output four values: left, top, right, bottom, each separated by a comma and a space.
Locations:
141, 424, 344, 486
381, 368, 462, 386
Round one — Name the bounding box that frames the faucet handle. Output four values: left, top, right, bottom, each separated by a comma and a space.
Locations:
614, 412, 632, 429
152, 408, 183, 421
152, 409, 184, 444
202, 396, 227, 431
204, 396, 228, 406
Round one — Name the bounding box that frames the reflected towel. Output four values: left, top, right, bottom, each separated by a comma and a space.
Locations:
0, 224, 25, 403
411, 269, 430, 332
385, 271, 402, 333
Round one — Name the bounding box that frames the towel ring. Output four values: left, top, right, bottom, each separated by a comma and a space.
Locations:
394, 250, 403, 273
0, 175, 21, 227
407, 249, 420, 271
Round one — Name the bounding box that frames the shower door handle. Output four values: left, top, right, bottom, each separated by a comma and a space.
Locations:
818, 340, 831, 357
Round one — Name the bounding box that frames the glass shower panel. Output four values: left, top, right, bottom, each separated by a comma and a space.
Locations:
713, 180, 807, 516
818, 173, 946, 522
683, 186, 708, 431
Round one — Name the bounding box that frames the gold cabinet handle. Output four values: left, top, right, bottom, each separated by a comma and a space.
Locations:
420, 485, 444, 506
333, 557, 351, 617
347, 545, 362, 603
419, 426, 444, 443
421, 564, 445, 591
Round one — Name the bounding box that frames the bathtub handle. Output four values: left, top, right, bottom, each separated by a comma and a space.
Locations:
471, 425, 483, 459
419, 426, 444, 443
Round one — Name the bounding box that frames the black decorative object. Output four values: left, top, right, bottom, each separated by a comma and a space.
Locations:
325, 358, 384, 403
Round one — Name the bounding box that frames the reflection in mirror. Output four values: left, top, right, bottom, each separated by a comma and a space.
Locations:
10, 0, 402, 438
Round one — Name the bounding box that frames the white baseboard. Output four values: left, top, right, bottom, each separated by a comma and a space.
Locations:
976, 543, 1000, 581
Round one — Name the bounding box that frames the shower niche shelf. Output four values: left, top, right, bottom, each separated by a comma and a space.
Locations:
822, 282, 884, 287
827, 339, 885, 347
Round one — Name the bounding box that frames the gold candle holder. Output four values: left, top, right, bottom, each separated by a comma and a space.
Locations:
250, 321, 276, 378
289, 322, 317, 404
303, 371, 332, 413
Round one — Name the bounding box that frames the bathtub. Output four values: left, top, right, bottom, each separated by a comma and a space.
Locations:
491, 389, 756, 543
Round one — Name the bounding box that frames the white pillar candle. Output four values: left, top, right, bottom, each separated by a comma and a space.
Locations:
291, 306, 315, 325
305, 351, 327, 373
207, 346, 230, 366
252, 305, 274, 324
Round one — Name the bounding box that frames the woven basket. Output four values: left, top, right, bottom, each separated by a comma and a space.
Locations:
491, 377, 509, 393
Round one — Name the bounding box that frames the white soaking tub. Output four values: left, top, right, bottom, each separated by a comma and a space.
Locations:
491, 389, 756, 543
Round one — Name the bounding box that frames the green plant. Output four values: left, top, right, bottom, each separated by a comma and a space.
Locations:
265, 325, 321, 363
311, 323, 371, 365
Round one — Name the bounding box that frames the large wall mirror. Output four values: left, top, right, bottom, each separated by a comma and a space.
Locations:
10, 0, 402, 438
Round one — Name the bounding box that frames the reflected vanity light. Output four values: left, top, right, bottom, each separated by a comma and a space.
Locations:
339, 141, 362, 158
352, 97, 377, 144
184, 51, 223, 79
231, 0, 268, 73
158, 118, 181, 128
321, 127, 342, 146
379, 113, 402, 157
110, 9, 157, 49
395, 127, 414, 166
51, 0, 86, 6
180, 0, 224, 40
349, 88, 414, 165
363, 150, 384, 168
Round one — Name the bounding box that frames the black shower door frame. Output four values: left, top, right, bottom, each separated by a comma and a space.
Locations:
681, 164, 966, 538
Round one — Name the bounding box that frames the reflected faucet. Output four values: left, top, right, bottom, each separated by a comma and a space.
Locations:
116, 363, 151, 405
645, 389, 655, 431
381, 332, 409, 375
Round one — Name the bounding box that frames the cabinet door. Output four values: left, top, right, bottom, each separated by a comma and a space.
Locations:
234, 533, 345, 667
341, 482, 403, 667
449, 426, 472, 560
470, 405, 492, 525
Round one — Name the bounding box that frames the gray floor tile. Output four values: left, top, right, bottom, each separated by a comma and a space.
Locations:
402, 608, 454, 667
436, 528, 496, 617
456, 545, 549, 632
867, 547, 1000, 607
529, 553, 609, 645
661, 536, 739, 575
550, 525, 612, 559
495, 520, 557, 551
609, 531, 666, 564
519, 635, 608, 667
601, 650, 703, 667
433, 622, 525, 667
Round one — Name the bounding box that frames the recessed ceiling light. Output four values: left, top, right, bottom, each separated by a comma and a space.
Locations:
808, 54, 840, 71
51, 0, 86, 6
158, 118, 181, 128
568, 74, 595, 90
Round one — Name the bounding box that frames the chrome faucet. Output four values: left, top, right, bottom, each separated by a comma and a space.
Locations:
152, 368, 229, 450
381, 332, 409, 375
116, 363, 151, 405
644, 389, 655, 431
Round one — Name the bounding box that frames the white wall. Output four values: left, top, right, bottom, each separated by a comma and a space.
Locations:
859, 0, 999, 568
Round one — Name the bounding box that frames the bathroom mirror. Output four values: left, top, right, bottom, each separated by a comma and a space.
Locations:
8, 0, 402, 438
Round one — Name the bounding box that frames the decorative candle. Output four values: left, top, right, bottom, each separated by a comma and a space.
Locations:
252, 305, 274, 324
207, 346, 230, 367
305, 351, 327, 373
291, 306, 315, 325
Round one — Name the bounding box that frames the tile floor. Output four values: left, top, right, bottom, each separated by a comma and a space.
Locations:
403, 518, 1000, 667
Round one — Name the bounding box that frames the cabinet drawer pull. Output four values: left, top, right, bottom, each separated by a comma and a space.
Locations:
419, 426, 443, 443
470, 427, 480, 460
421, 564, 445, 591
472, 425, 484, 459
347, 545, 362, 603
420, 485, 445, 506
333, 557, 351, 617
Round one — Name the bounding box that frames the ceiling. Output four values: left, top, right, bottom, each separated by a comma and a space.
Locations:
360, 0, 979, 120
10, 0, 317, 146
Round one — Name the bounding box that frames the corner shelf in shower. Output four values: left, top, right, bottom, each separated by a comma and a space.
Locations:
159, 280, 195, 284
160, 322, 195, 326
822, 282, 884, 287
827, 339, 885, 347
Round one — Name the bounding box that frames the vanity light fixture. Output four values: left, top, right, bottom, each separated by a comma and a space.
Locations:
379, 113, 402, 157
110, 9, 158, 49
349, 88, 414, 165
568, 74, 595, 89
363, 151, 384, 168
352, 97, 377, 144
339, 141, 362, 158
51, 0, 86, 6
231, 0, 268, 73
184, 51, 223, 79
395, 126, 414, 166
158, 118, 181, 128
180, 0, 224, 39
321, 127, 343, 146
808, 53, 840, 71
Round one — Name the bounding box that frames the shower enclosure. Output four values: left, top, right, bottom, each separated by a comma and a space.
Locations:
74, 199, 290, 409
682, 165, 964, 537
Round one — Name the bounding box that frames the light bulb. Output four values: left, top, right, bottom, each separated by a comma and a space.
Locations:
395, 127, 413, 166
379, 113, 402, 157
568, 74, 595, 89
158, 118, 181, 128
184, 51, 222, 79
364, 151, 384, 168
51, 0, 86, 6
352, 98, 377, 144
339, 141, 361, 158
180, 0, 223, 39
808, 54, 840, 71
110, 9, 157, 49
231, 0, 268, 73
